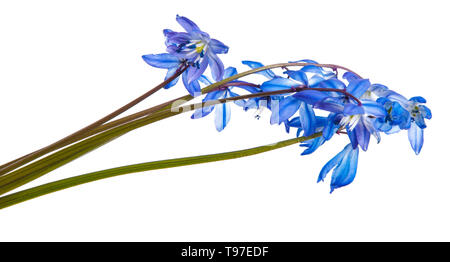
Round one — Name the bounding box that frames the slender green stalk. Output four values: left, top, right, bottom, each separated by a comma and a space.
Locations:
0, 64, 188, 176
0, 84, 350, 196
0, 132, 322, 210
0, 62, 360, 177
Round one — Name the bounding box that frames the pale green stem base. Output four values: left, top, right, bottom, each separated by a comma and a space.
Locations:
0, 132, 321, 210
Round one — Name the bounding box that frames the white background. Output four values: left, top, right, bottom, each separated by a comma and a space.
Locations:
0, 0, 448, 241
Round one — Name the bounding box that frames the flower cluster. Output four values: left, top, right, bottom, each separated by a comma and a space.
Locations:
143, 15, 432, 193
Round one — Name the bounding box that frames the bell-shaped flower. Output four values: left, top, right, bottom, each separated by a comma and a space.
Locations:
164, 15, 229, 84
317, 143, 359, 193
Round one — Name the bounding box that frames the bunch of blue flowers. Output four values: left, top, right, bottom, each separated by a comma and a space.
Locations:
0, 15, 432, 209
142, 15, 432, 193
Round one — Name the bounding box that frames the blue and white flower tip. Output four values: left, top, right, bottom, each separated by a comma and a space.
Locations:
164, 15, 229, 84
404, 96, 432, 155
318, 143, 359, 193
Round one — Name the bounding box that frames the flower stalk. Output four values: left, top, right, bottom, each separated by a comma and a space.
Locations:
0, 132, 322, 210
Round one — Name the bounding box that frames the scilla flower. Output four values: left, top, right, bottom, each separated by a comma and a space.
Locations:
164, 15, 229, 84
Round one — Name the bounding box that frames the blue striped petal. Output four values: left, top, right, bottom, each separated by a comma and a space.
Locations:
209, 38, 229, 54
283, 70, 308, 85
215, 102, 231, 132
207, 51, 224, 82
261, 77, 298, 92
409, 96, 427, 103
182, 70, 201, 96
299, 102, 316, 136
176, 15, 201, 33
142, 53, 180, 69
362, 100, 387, 118
270, 96, 300, 124
223, 67, 237, 79
343, 71, 361, 82
408, 122, 424, 155
317, 145, 348, 182
330, 145, 359, 193
186, 57, 209, 84
163, 67, 181, 89
346, 79, 371, 98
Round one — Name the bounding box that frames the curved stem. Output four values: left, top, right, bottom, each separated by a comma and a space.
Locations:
0, 64, 188, 176
0, 85, 350, 195
0, 132, 322, 210
0, 62, 359, 184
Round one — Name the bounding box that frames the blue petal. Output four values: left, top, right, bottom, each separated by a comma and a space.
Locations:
355, 121, 370, 151
209, 38, 229, 54
142, 53, 180, 69
419, 105, 432, 119
215, 102, 231, 132
343, 71, 361, 82
293, 90, 329, 105
309, 75, 327, 87
330, 145, 359, 193
289, 59, 319, 64
223, 67, 237, 79
408, 122, 424, 155
283, 70, 308, 85
241, 60, 276, 79
287, 116, 302, 128
414, 113, 427, 129
318, 78, 346, 90
164, 67, 181, 89
299, 102, 316, 136
301, 136, 325, 155
314, 97, 345, 113
323, 113, 338, 140
182, 70, 201, 96
361, 100, 387, 118
191, 90, 226, 118
409, 96, 427, 103
343, 103, 364, 116
317, 145, 348, 182
261, 77, 298, 92
270, 96, 300, 124
176, 15, 201, 33
207, 51, 225, 82
346, 79, 371, 98
300, 65, 335, 78
347, 128, 359, 149
165, 32, 192, 45
187, 57, 209, 84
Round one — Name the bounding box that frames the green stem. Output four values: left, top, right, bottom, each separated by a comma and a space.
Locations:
0, 85, 337, 195
0, 132, 321, 210
0, 64, 188, 176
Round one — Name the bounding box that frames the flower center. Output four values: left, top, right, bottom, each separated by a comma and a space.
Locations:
340, 114, 361, 130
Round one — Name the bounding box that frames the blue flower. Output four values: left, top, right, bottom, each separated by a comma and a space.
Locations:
165, 15, 229, 85
396, 96, 432, 154
362, 83, 432, 154
141, 53, 201, 96
191, 67, 258, 132
294, 78, 387, 151
317, 143, 359, 193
